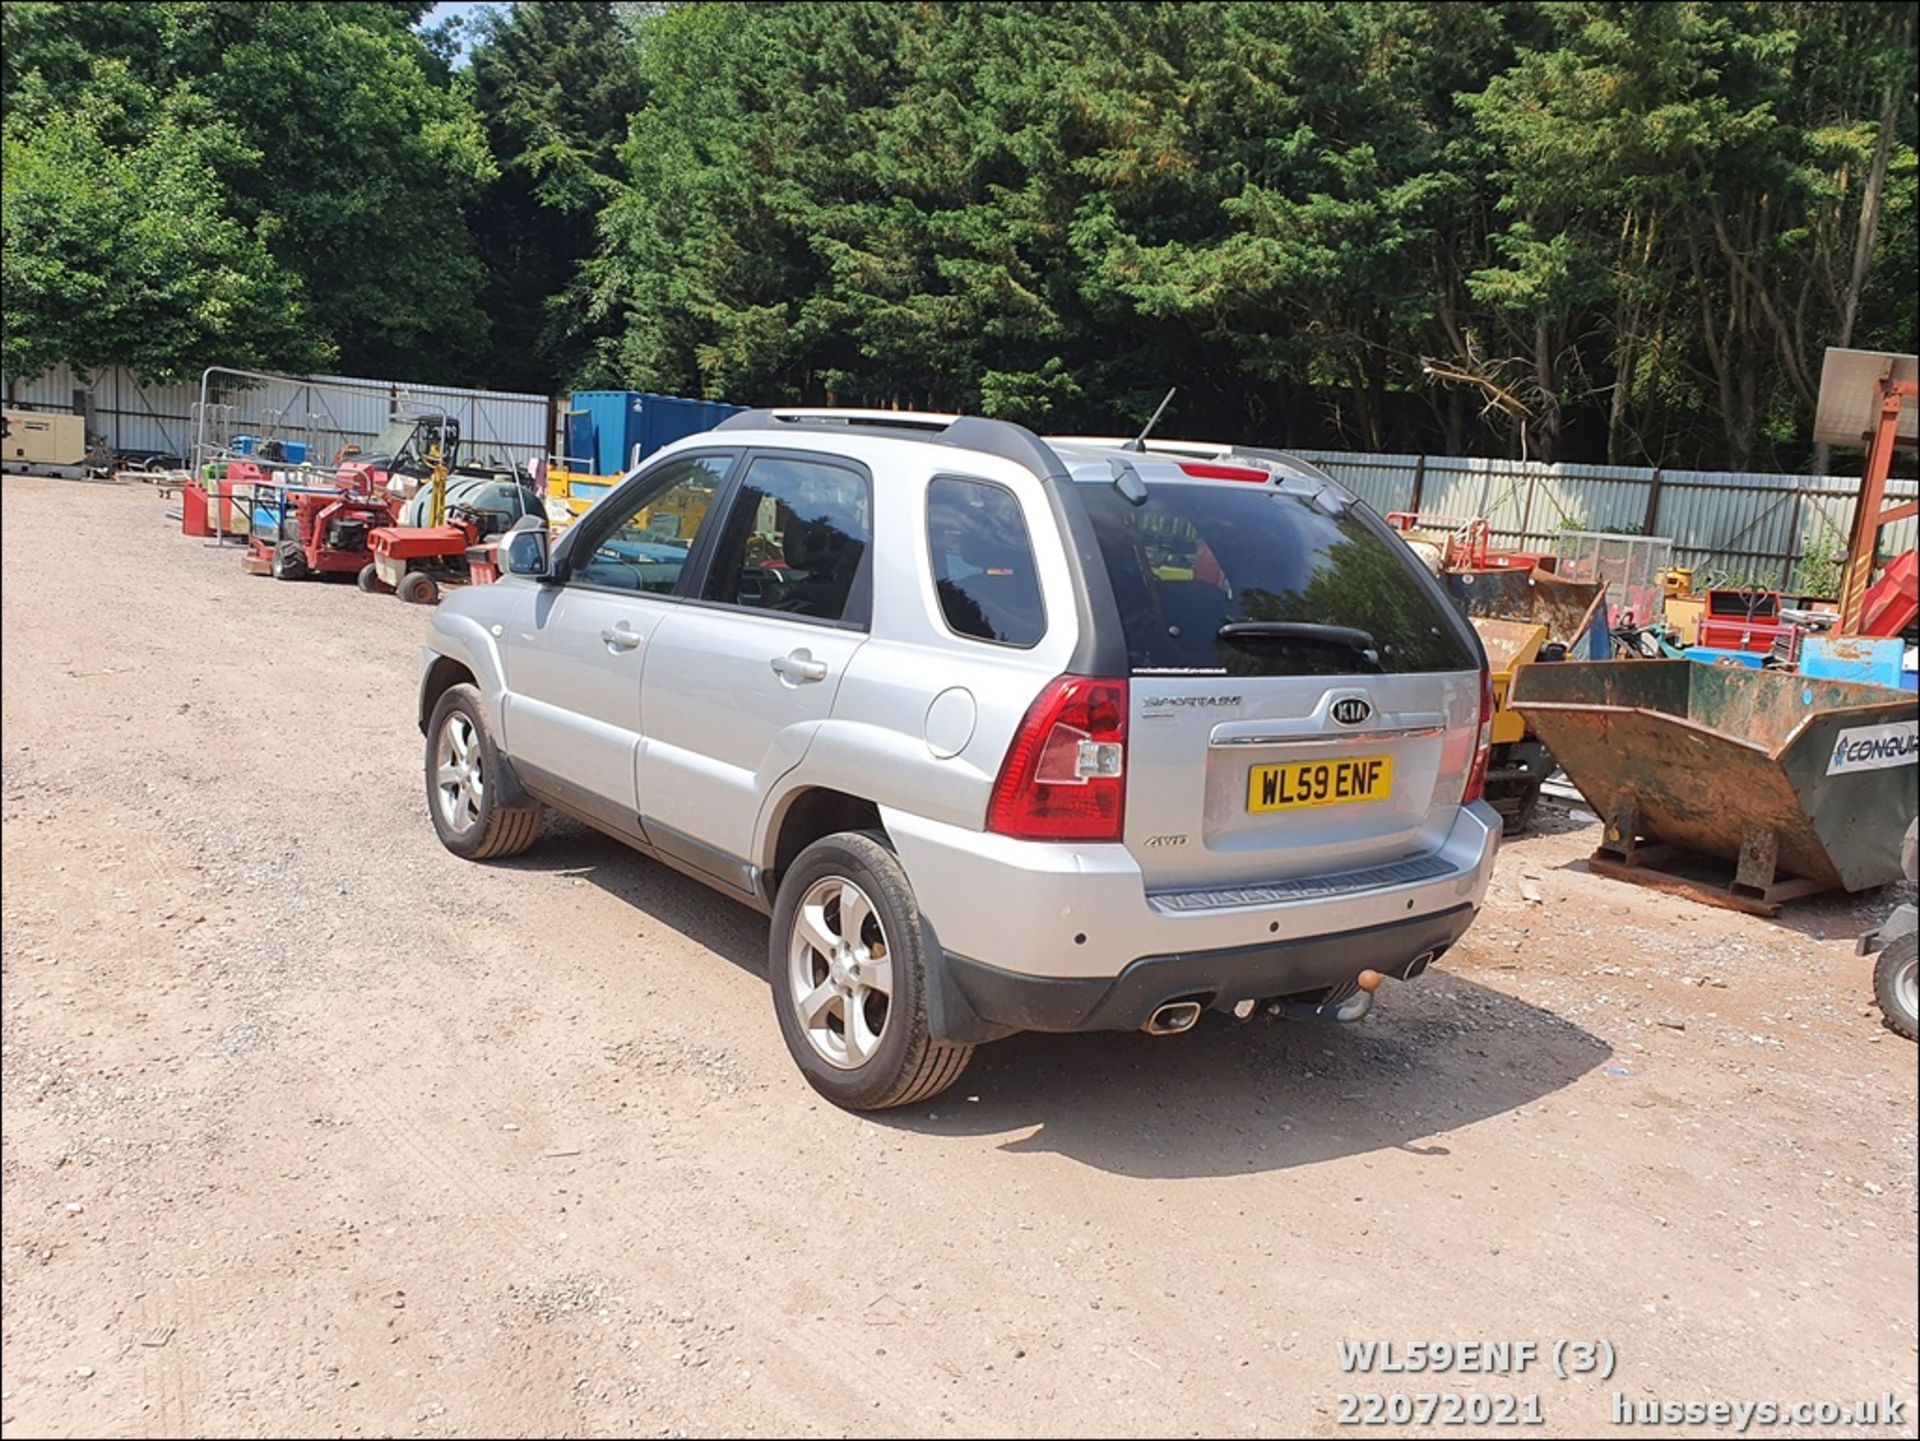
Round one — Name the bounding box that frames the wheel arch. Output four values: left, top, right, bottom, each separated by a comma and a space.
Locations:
418, 654, 478, 734
760, 785, 886, 902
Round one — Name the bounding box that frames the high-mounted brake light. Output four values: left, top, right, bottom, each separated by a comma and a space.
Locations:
987, 676, 1128, 841
1177, 461, 1270, 483
1462, 666, 1495, 805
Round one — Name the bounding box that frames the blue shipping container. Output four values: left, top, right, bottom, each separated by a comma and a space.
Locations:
566, 391, 746, 476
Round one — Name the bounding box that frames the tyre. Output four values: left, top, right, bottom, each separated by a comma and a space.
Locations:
1873, 932, 1918, 1042
357, 562, 392, 594
399, 571, 440, 605
272, 541, 309, 581
769, 831, 972, 1110
424, 683, 543, 860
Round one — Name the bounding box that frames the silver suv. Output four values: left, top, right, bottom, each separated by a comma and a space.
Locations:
418, 411, 1500, 1109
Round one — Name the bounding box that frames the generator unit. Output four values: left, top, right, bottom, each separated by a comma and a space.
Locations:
2, 408, 86, 468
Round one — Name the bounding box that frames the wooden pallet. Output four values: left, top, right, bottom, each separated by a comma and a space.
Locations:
1584, 799, 1833, 916
1585, 848, 1827, 916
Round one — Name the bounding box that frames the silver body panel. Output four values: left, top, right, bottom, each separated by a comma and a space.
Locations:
423, 422, 1498, 983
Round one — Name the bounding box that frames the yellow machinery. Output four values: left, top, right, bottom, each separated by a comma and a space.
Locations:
545, 464, 619, 528
1445, 569, 1610, 831
1661, 566, 1705, 647
546, 462, 716, 541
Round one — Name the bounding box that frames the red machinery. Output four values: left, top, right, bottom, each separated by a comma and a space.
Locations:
1697, 587, 1793, 654
237, 462, 395, 581
362, 451, 537, 604
1384, 512, 1552, 572
1822, 355, 1918, 636
1858, 548, 1918, 638
364, 522, 496, 605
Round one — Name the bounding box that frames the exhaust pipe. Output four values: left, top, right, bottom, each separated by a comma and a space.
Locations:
1142, 1000, 1203, 1036
1404, 949, 1438, 979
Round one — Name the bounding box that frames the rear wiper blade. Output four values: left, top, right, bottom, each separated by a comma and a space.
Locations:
1216, 622, 1383, 669
1216, 621, 1377, 653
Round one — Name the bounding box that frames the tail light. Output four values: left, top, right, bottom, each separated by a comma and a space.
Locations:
987, 676, 1128, 841
1177, 461, 1269, 483
1462, 666, 1495, 804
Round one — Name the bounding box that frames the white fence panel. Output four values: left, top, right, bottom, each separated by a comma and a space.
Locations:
4, 363, 553, 469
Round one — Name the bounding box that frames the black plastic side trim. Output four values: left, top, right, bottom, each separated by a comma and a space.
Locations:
1042, 476, 1130, 677
646, 820, 758, 897
513, 762, 766, 905
513, 760, 649, 845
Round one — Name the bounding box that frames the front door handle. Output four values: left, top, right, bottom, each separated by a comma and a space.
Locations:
600, 624, 644, 651
770, 649, 828, 684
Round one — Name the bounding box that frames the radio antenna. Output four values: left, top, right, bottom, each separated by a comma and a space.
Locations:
1125, 387, 1176, 452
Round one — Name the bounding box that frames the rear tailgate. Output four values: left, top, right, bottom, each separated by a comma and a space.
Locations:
1076, 476, 1484, 891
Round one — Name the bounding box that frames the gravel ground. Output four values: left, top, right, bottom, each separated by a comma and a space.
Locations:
2, 472, 1915, 1438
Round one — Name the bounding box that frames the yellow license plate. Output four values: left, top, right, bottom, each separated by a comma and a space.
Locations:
1247, 756, 1393, 813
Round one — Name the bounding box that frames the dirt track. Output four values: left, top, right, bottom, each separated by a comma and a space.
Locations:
2, 472, 1915, 1438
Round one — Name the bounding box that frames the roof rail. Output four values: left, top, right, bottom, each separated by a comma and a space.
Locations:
710, 407, 1072, 485
712, 407, 958, 434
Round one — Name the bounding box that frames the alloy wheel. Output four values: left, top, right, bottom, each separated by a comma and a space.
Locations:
435, 713, 484, 834
788, 876, 893, 1069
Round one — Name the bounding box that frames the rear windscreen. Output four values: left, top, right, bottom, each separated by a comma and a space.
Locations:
1080, 482, 1478, 676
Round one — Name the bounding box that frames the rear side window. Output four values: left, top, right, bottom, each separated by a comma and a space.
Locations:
927, 477, 1045, 647
1079, 482, 1476, 676
702, 453, 872, 625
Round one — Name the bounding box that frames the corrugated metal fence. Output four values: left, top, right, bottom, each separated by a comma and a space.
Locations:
3, 363, 552, 470
5, 366, 1913, 589
1287, 449, 1917, 590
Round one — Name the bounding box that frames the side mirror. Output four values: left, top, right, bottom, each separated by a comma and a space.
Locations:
500, 514, 553, 579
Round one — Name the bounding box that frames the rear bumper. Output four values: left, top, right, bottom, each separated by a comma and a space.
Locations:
882, 800, 1500, 1043
940, 904, 1475, 1037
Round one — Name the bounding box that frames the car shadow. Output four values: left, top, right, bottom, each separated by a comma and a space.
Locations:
504, 819, 1613, 1181
496, 816, 773, 979
879, 980, 1611, 1179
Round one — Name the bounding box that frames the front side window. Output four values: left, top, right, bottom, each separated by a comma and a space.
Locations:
702, 454, 872, 624
927, 477, 1045, 646
569, 452, 734, 593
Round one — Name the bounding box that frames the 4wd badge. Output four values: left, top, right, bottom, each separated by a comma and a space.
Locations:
1331, 697, 1372, 726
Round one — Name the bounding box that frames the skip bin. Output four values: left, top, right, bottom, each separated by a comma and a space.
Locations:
1511, 661, 1918, 908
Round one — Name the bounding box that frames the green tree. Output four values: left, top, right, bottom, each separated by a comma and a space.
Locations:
2, 62, 324, 381
466, 2, 648, 392
2, 1, 493, 384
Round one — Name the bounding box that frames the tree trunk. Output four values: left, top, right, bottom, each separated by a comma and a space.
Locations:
1442, 387, 1467, 456
1531, 318, 1561, 463
1607, 337, 1635, 465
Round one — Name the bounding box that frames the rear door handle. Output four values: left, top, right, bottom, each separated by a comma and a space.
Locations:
770, 650, 828, 684
600, 624, 644, 651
